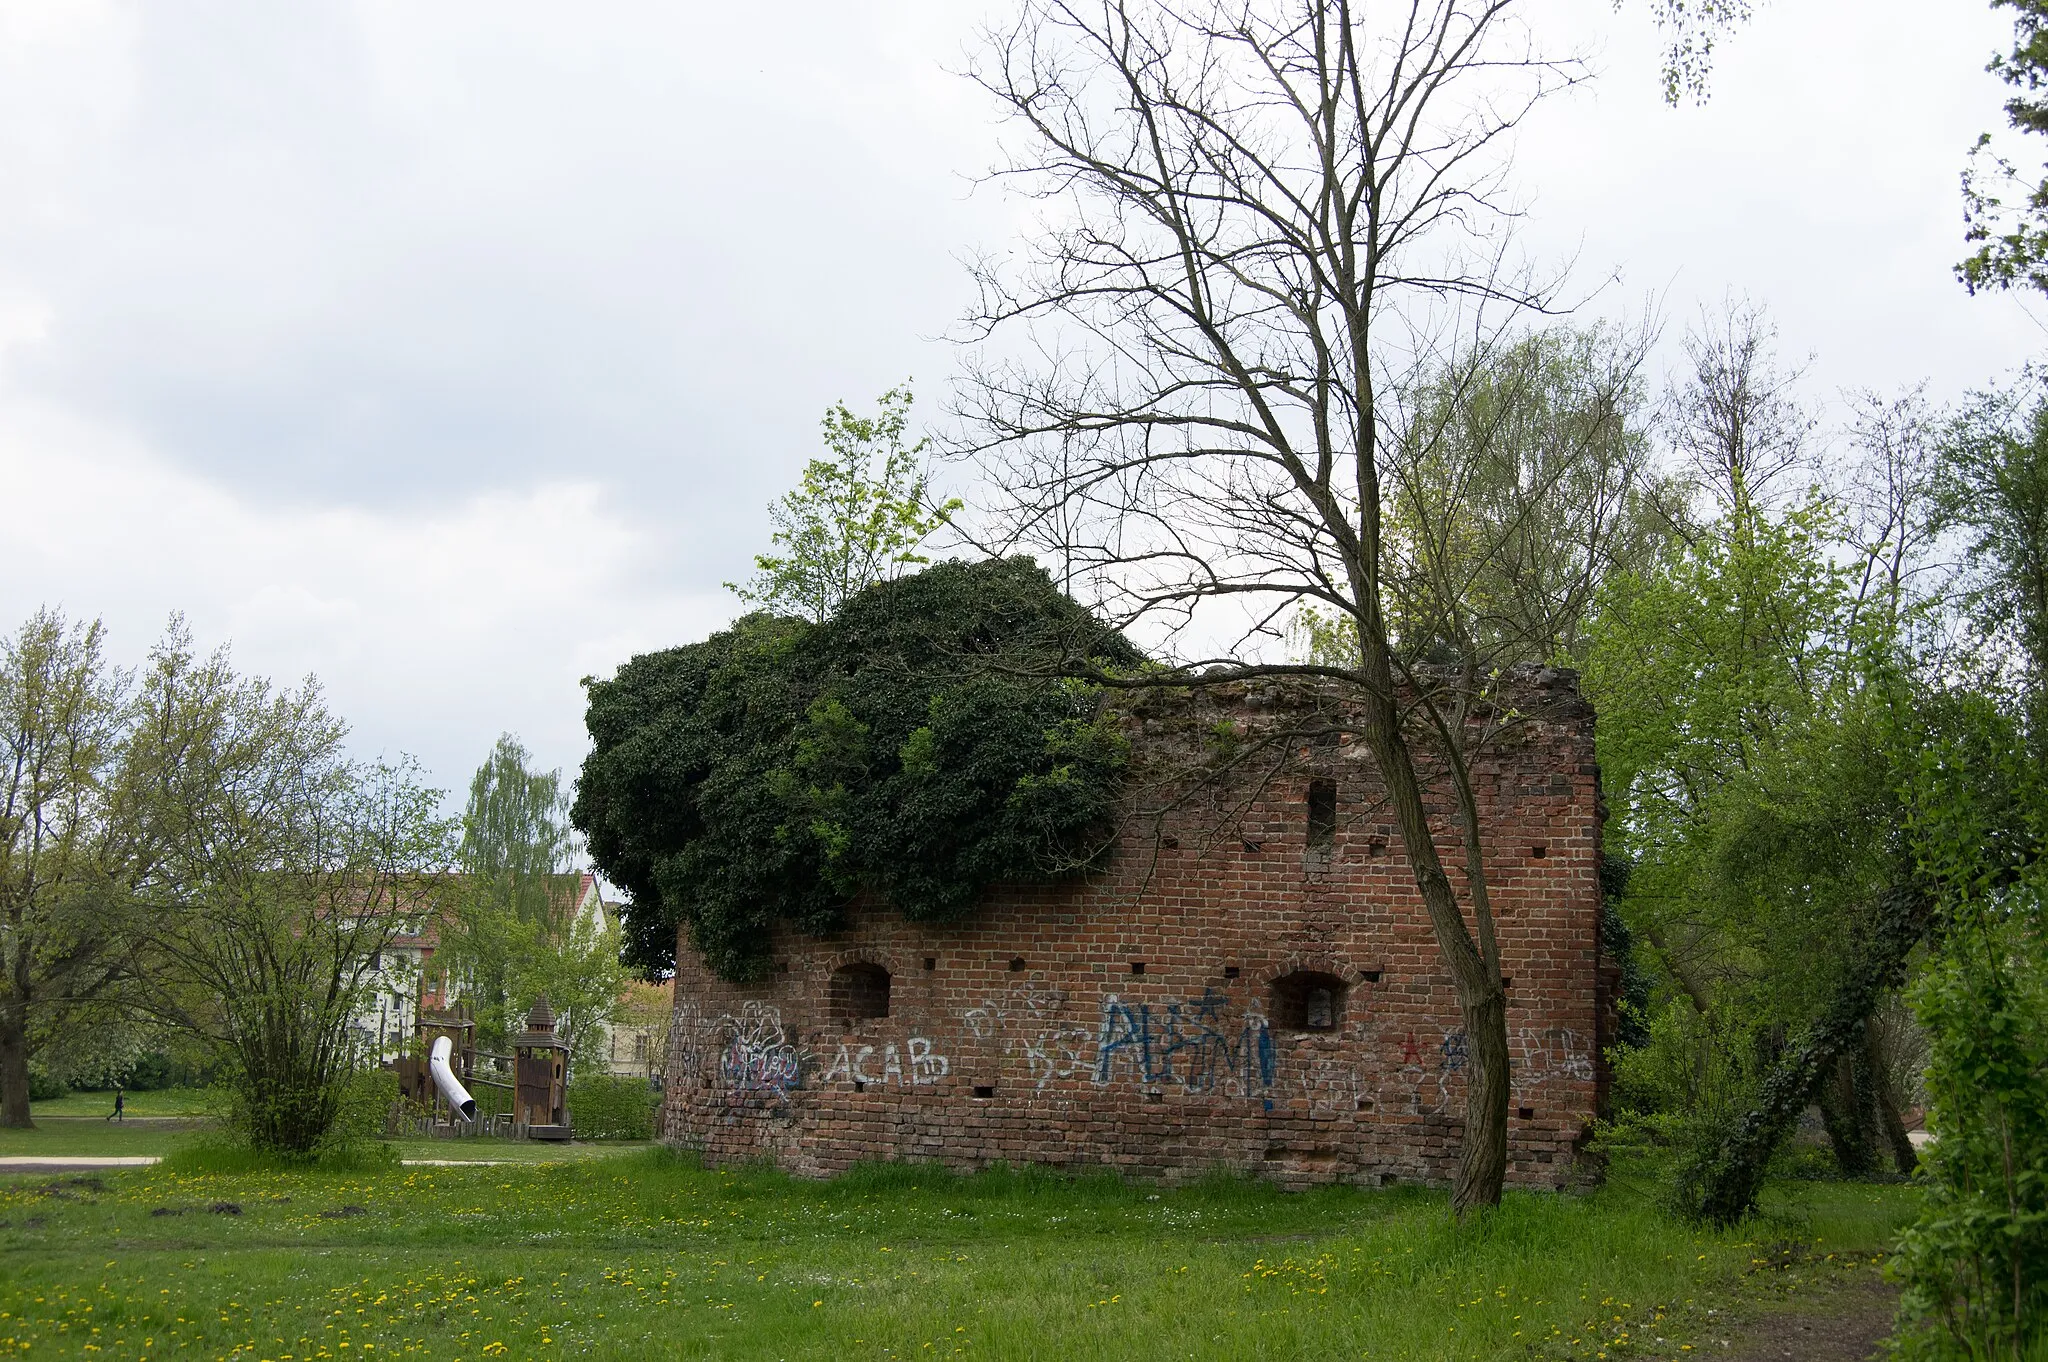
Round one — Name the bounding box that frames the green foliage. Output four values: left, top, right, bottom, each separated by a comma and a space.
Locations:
1383, 323, 1667, 667
1892, 889, 2048, 1357
0, 608, 142, 1127
574, 557, 1142, 979
1938, 373, 2048, 715
1889, 699, 2048, 1358
130, 624, 456, 1159
1960, 1, 2048, 294
566, 1074, 658, 1141
445, 737, 626, 1065
729, 383, 961, 624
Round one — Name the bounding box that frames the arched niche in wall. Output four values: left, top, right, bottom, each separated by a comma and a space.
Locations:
828, 961, 892, 1024
1270, 969, 1347, 1033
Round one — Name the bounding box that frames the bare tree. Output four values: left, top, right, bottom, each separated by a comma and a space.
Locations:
951, 0, 1657, 1213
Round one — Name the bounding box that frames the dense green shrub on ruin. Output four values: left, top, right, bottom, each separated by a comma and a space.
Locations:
572, 558, 1142, 980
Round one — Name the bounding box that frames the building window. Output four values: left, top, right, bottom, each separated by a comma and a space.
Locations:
829, 962, 891, 1022
1271, 970, 1347, 1032
1306, 779, 1337, 854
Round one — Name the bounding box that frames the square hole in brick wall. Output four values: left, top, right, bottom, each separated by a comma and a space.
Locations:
1531, 844, 1548, 858
1008, 956, 1027, 972
973, 1086, 995, 1099
1223, 965, 1241, 980
1130, 961, 1146, 975
1363, 970, 1382, 984
1145, 1091, 1163, 1104
1356, 1097, 1374, 1112
922, 957, 937, 971
1518, 1106, 1535, 1120
854, 1081, 867, 1093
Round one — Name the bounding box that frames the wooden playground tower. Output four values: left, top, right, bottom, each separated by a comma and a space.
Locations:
394, 997, 572, 1140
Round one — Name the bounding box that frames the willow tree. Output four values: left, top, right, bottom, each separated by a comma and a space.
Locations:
954, 0, 1662, 1214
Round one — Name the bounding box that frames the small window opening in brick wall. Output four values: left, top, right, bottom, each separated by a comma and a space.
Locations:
1271, 970, 1347, 1032
1129, 961, 1146, 975
1530, 843, 1547, 859
1008, 957, 1027, 972
973, 1085, 995, 1099
1223, 965, 1241, 980
1518, 1106, 1535, 1120
829, 962, 891, 1023
922, 957, 937, 971
1306, 778, 1337, 852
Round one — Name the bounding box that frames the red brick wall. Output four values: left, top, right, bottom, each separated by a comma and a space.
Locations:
660, 671, 1603, 1189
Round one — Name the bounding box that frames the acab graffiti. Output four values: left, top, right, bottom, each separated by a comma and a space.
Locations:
818, 1037, 950, 1088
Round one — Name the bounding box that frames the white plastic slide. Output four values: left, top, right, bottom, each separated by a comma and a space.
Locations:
428, 1035, 479, 1122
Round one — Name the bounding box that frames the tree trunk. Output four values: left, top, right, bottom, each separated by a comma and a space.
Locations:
1817, 1052, 1879, 1178
1679, 881, 1931, 1224
1457, 986, 1511, 1209
0, 998, 33, 1129
1865, 1016, 1920, 1176
1356, 682, 1509, 1216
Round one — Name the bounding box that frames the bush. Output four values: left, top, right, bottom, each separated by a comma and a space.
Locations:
568, 1074, 659, 1140
216, 1066, 399, 1165
1890, 895, 2048, 1359
26, 1065, 66, 1102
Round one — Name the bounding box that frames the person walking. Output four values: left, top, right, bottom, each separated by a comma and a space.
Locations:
105, 1087, 124, 1123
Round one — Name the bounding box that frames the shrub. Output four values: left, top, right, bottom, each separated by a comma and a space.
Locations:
26, 1064, 66, 1102
568, 1074, 659, 1141
218, 1066, 398, 1165
1890, 893, 2048, 1359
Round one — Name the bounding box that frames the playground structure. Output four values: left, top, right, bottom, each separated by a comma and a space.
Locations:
388, 997, 573, 1140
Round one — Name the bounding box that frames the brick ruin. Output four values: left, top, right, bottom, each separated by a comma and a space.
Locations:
660, 667, 1610, 1188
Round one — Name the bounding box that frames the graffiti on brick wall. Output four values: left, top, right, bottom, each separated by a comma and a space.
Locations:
962, 979, 1096, 1089
1094, 990, 1276, 1098
1384, 1026, 1464, 1116
818, 1036, 951, 1089
1511, 1027, 1594, 1097
671, 1000, 805, 1108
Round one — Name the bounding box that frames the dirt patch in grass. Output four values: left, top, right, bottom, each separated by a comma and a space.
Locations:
1638, 1267, 1899, 1361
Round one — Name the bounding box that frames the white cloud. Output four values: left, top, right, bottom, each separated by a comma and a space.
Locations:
0, 387, 725, 792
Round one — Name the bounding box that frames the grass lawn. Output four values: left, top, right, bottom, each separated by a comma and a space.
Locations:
0, 1120, 206, 1160
0, 1148, 1918, 1361
31, 1089, 214, 1119
0, 1123, 650, 1166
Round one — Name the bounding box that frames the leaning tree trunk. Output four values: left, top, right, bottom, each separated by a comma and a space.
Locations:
0, 996, 33, 1129
1357, 683, 1509, 1215
1680, 882, 1932, 1225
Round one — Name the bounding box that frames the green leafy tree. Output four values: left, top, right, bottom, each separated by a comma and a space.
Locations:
1938, 371, 2048, 724
131, 625, 453, 1158
0, 610, 146, 1128
1585, 311, 1952, 1221
730, 384, 959, 623
444, 735, 583, 1050
1961, 0, 2048, 294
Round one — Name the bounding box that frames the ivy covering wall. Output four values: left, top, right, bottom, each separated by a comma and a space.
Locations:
571, 558, 1142, 980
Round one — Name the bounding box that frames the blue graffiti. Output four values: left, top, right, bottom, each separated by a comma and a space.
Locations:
1440, 1030, 1468, 1073
1094, 990, 1274, 1096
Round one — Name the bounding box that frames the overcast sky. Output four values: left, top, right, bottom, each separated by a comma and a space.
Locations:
0, 0, 2037, 811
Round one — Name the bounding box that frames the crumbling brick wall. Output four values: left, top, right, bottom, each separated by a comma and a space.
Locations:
660, 668, 1604, 1188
